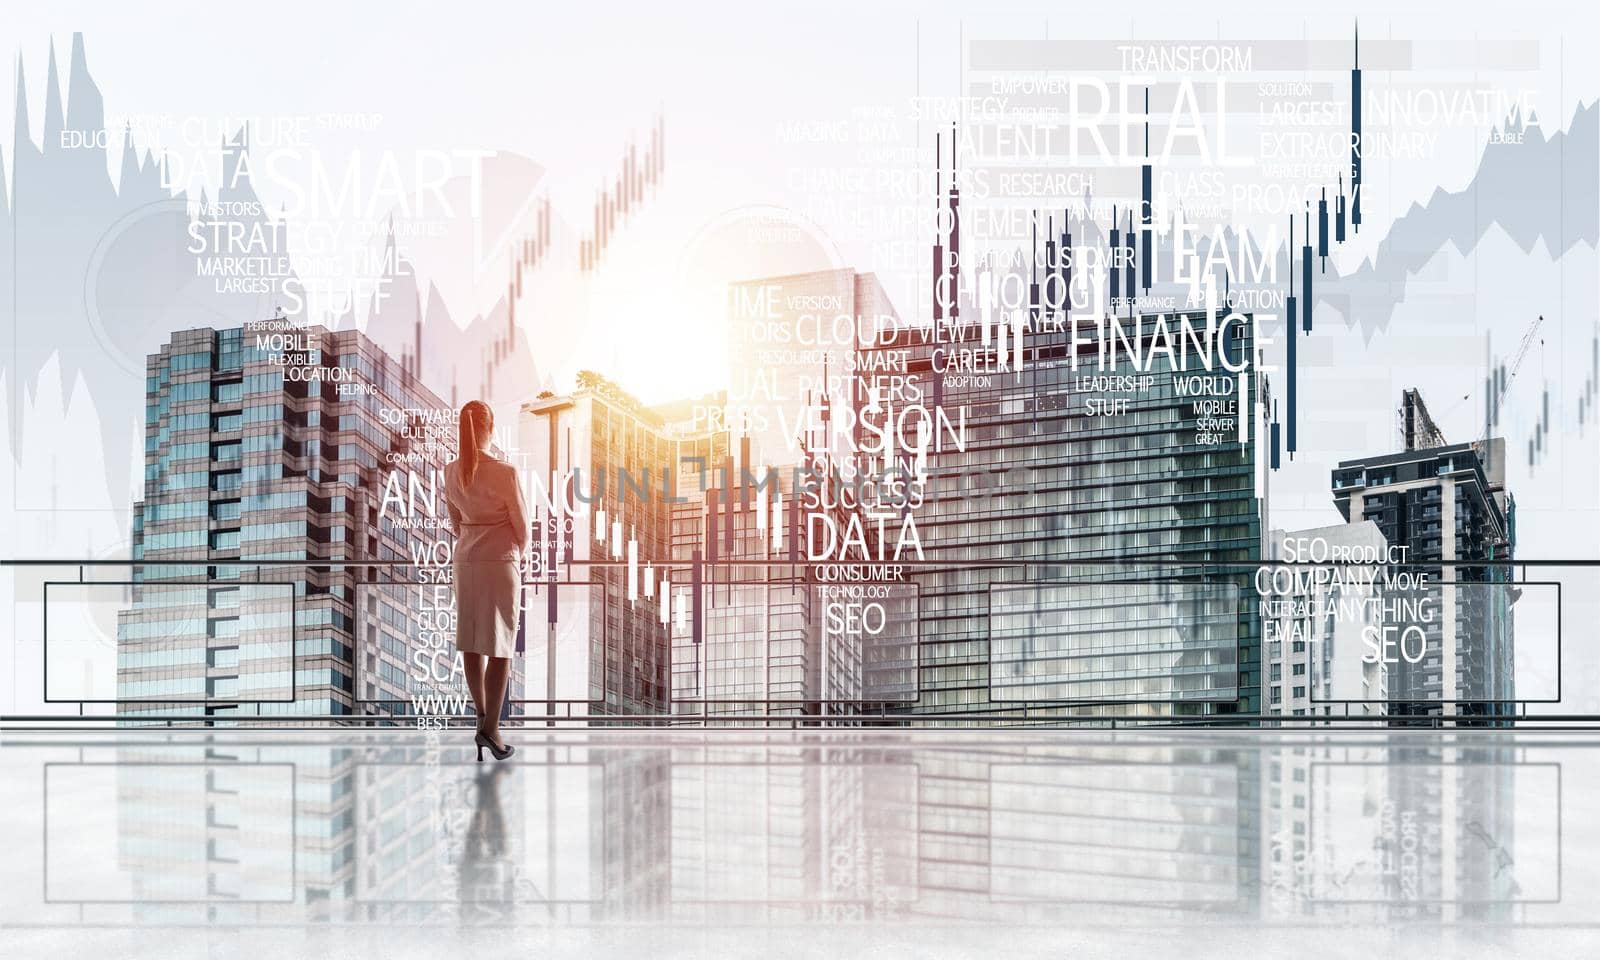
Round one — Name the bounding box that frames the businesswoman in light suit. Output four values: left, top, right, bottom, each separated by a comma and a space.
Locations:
444, 400, 527, 761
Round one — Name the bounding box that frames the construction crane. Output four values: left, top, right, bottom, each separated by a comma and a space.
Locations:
1477, 313, 1544, 476
1401, 388, 1448, 451
1485, 314, 1543, 434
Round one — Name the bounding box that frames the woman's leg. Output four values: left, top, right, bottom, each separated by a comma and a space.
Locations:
461, 651, 487, 725
482, 656, 513, 743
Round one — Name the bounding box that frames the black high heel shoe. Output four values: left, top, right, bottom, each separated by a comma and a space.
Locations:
475, 731, 515, 762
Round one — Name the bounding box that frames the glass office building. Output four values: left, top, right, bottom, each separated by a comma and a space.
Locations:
526, 377, 891, 720
522, 376, 676, 716
669, 465, 839, 718
661, 432, 823, 717
118, 321, 475, 721
862, 310, 1268, 719
727, 268, 898, 467
657, 388, 915, 718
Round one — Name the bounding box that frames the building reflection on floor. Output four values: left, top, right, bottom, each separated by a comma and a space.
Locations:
0, 729, 1587, 953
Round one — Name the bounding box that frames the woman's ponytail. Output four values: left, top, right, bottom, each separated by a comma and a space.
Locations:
458, 401, 492, 485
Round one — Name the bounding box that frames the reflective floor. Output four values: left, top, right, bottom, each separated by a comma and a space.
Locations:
1, 727, 1596, 958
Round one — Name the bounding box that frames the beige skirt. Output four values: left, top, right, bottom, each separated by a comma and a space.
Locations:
453, 559, 520, 658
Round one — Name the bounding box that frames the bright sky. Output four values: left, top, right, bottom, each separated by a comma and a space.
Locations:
3, 0, 1596, 407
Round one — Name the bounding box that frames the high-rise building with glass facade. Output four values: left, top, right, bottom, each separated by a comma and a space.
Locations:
1331, 391, 1516, 723
661, 431, 820, 715
863, 310, 1268, 718
118, 321, 482, 721
727, 268, 898, 467
522, 374, 676, 716
525, 376, 884, 719
670, 465, 837, 718
658, 386, 909, 719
